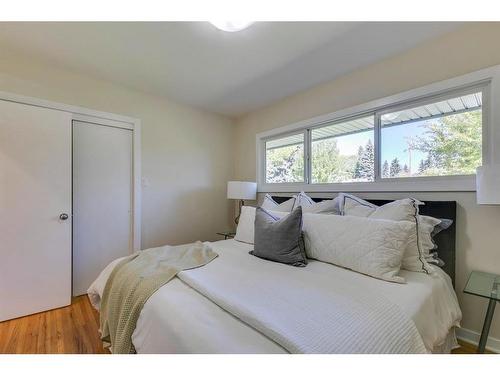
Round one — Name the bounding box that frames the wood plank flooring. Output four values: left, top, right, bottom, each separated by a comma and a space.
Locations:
451, 340, 493, 354
0, 296, 108, 354
0, 295, 492, 354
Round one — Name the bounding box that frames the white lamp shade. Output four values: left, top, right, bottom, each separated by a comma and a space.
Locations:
227, 181, 257, 200
476, 165, 500, 204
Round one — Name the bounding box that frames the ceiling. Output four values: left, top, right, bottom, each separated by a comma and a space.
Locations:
0, 22, 463, 117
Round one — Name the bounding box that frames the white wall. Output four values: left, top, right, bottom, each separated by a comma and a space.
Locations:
0, 50, 235, 249
234, 23, 500, 347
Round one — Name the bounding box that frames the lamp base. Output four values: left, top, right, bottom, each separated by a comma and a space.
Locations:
235, 199, 245, 225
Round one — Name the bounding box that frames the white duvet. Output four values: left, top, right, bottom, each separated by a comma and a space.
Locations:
88, 239, 462, 354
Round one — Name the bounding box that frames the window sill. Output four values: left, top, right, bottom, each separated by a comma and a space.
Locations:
258, 175, 476, 193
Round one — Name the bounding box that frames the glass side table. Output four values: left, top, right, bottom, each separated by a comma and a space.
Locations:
216, 232, 236, 240
463, 271, 500, 353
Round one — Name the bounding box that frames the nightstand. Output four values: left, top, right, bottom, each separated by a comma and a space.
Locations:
463, 271, 500, 353
216, 232, 235, 240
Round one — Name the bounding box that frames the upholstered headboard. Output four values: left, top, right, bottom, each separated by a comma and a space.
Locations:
271, 196, 457, 285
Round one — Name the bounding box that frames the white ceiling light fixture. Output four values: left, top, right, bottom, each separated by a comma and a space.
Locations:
209, 21, 254, 32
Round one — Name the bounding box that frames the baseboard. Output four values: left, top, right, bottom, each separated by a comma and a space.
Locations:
456, 327, 500, 353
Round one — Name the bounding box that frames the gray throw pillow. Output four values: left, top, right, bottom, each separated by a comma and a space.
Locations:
250, 206, 307, 267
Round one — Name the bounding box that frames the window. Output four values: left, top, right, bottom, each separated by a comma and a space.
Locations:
380, 91, 482, 178
259, 81, 488, 190
311, 115, 374, 183
265, 132, 305, 183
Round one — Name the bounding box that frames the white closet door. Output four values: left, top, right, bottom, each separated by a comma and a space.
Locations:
72, 121, 133, 296
0, 100, 72, 322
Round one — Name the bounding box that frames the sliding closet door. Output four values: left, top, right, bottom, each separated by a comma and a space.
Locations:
0, 100, 72, 322
72, 121, 133, 296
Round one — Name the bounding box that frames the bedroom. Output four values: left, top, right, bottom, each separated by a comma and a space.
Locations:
1, 0, 500, 373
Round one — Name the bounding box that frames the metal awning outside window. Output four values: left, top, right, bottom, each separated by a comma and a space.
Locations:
381, 92, 482, 127
266, 92, 482, 149
266, 133, 304, 150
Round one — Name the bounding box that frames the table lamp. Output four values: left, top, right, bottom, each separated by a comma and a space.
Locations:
227, 181, 257, 224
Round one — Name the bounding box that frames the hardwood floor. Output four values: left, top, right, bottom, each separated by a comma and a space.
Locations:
451, 340, 493, 354
0, 296, 492, 354
0, 296, 108, 354
451, 342, 476, 354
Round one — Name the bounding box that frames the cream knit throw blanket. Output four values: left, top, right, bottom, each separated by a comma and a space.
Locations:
99, 241, 218, 354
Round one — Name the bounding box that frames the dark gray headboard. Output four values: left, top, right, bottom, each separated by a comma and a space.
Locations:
271, 196, 457, 285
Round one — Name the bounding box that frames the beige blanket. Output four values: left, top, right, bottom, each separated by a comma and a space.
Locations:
99, 241, 218, 354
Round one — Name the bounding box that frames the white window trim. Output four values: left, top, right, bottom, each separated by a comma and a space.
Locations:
256, 64, 500, 193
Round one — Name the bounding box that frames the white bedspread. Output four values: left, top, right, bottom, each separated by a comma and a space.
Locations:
88, 239, 461, 354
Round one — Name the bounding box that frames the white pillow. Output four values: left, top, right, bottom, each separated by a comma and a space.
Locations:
295, 191, 315, 205
338, 193, 434, 274
418, 215, 443, 258
339, 193, 379, 217
234, 206, 256, 244
260, 194, 296, 212
340, 193, 419, 220
295, 192, 340, 214
303, 213, 413, 283
234, 206, 289, 244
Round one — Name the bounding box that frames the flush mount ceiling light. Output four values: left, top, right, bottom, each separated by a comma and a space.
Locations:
209, 21, 254, 32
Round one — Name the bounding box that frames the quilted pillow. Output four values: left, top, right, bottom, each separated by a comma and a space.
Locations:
303, 213, 413, 283
338, 193, 434, 274
260, 194, 296, 212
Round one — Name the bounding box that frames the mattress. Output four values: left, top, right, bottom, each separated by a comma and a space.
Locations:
89, 239, 462, 354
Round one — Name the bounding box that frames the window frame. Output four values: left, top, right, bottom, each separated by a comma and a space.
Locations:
375, 83, 487, 183
263, 129, 308, 184
256, 66, 497, 193
309, 112, 376, 184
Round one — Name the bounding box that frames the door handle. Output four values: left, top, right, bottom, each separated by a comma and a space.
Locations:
59, 213, 69, 221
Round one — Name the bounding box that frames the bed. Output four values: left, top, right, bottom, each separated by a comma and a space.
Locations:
88, 198, 462, 354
